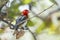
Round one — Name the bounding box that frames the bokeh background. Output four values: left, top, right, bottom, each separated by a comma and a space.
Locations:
0, 0, 60, 40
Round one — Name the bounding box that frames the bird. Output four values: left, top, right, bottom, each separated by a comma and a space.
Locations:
15, 9, 29, 30
13, 9, 29, 39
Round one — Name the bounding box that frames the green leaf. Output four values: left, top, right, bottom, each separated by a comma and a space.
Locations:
35, 22, 46, 34
0, 29, 4, 34
27, 20, 34, 26
21, 0, 32, 4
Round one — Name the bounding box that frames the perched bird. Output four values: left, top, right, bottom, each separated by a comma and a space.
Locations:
15, 9, 29, 30
13, 9, 29, 39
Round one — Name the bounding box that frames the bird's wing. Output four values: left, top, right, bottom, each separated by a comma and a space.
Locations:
16, 15, 27, 25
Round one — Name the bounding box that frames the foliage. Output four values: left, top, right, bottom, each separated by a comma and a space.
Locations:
0, 29, 4, 34
6, 0, 21, 21
20, 0, 32, 4
27, 20, 35, 26
35, 22, 46, 34
0, 0, 8, 8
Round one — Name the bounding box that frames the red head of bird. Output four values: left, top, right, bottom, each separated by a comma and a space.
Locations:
22, 9, 29, 16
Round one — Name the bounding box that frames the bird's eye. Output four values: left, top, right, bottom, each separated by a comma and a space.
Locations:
57, 17, 60, 20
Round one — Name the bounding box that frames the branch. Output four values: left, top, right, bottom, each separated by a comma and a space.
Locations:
27, 28, 37, 40
29, 3, 55, 21
0, 0, 8, 11
23, 26, 37, 40
0, 18, 15, 29
30, 10, 45, 21
29, 3, 45, 21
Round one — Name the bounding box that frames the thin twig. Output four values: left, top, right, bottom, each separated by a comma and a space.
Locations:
29, 3, 45, 21
0, 19, 15, 28
27, 28, 37, 40
30, 3, 55, 19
